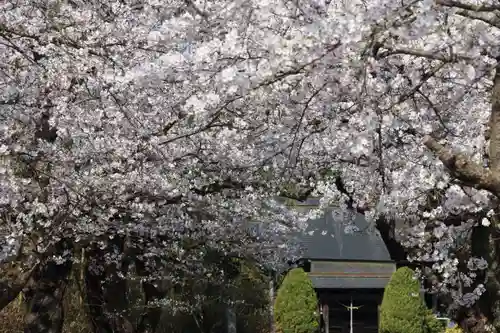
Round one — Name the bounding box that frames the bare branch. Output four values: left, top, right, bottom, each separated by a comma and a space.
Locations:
378, 46, 475, 62
184, 0, 209, 18
416, 89, 458, 137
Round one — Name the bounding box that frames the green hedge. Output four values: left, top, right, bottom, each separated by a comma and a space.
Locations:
274, 268, 319, 333
380, 267, 445, 333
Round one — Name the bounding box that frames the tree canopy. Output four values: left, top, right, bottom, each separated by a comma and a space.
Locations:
2, 0, 500, 331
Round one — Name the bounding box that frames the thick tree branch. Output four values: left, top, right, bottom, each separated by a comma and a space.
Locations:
423, 135, 500, 195
488, 63, 500, 172
454, 9, 500, 28
436, 0, 500, 12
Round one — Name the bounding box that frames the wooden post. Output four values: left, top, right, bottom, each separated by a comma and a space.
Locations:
377, 304, 380, 322
349, 298, 353, 333
322, 302, 329, 333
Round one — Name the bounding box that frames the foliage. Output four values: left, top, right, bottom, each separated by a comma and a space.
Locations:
0, 260, 270, 333
446, 326, 463, 333
151, 260, 271, 333
274, 268, 319, 333
380, 267, 443, 333
232, 262, 271, 333
426, 312, 447, 333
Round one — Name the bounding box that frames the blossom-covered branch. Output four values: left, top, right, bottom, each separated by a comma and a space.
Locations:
423, 135, 500, 195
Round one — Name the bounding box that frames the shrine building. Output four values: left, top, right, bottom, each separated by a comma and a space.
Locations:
289, 198, 396, 333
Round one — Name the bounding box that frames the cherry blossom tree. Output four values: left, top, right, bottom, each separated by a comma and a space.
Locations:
0, 0, 328, 331
2, 0, 500, 332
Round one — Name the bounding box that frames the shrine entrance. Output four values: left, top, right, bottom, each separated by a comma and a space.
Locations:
318, 289, 382, 333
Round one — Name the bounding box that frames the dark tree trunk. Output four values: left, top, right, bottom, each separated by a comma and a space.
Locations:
489, 228, 500, 331
83, 246, 113, 333
0, 259, 37, 311
23, 242, 72, 333
135, 258, 168, 333
456, 226, 500, 333
83, 238, 134, 333
375, 217, 407, 262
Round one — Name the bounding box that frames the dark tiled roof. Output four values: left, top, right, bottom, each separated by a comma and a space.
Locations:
292, 199, 392, 262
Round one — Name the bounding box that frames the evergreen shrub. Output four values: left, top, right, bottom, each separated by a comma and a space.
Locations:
380, 267, 445, 333
274, 268, 319, 333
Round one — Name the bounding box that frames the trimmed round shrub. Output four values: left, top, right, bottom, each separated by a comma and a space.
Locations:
274, 268, 319, 333
380, 267, 444, 333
